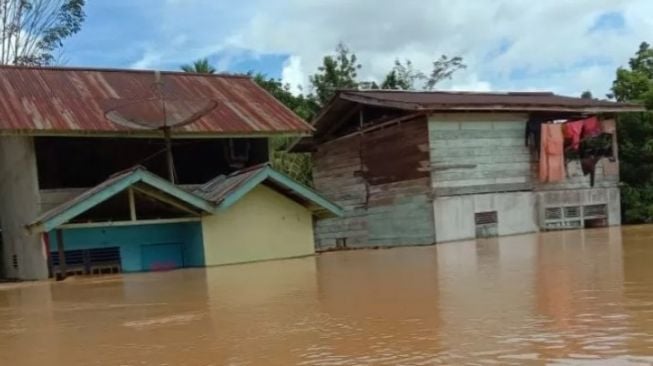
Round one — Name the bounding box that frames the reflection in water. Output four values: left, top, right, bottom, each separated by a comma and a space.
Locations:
1, 227, 653, 365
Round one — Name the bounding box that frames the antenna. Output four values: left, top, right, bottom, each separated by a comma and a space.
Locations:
104, 71, 218, 183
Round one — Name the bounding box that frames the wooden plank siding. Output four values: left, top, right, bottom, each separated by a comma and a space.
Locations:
312, 116, 435, 249
428, 113, 533, 196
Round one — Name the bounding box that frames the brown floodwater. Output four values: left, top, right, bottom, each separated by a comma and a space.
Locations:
1, 226, 653, 365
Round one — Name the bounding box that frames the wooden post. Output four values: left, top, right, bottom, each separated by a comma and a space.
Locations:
128, 188, 137, 221
56, 229, 66, 281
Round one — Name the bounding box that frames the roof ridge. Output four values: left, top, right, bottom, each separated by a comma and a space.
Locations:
0, 64, 252, 79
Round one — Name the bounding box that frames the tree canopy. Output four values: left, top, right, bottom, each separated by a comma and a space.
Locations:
0, 0, 86, 65
610, 42, 653, 223
180, 58, 216, 74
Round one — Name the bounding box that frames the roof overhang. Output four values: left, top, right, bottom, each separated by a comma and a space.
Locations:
27, 167, 215, 233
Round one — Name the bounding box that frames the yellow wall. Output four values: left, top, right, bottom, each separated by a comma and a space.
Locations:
201, 185, 315, 266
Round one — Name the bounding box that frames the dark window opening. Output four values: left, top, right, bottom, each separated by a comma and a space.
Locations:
35, 137, 269, 189
584, 218, 608, 228
475, 211, 498, 238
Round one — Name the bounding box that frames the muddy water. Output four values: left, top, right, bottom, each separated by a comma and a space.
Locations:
1, 227, 653, 365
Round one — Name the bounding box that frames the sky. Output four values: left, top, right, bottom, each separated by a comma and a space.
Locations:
62, 0, 653, 98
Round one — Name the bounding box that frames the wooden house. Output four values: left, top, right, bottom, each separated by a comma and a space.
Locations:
292, 90, 643, 250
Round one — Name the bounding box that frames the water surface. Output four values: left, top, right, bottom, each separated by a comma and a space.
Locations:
1, 226, 653, 365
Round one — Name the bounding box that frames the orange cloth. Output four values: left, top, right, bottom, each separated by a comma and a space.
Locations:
539, 123, 565, 183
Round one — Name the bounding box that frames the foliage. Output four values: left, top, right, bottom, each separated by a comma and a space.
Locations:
249, 72, 318, 185
0, 0, 85, 65
581, 90, 593, 99
180, 58, 216, 74
380, 59, 426, 90
610, 42, 653, 223
309, 42, 361, 106
424, 55, 467, 90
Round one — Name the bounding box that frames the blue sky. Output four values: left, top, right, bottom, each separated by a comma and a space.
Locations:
62, 1, 652, 97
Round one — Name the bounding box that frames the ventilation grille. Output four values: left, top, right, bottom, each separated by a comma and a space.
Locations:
11, 254, 18, 269
564, 206, 581, 219
475, 211, 498, 225
583, 204, 608, 218
545, 207, 562, 220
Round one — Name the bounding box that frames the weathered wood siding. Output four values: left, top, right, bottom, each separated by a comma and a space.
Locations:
313, 117, 435, 249
428, 113, 532, 197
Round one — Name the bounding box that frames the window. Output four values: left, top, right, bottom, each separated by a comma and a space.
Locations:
475, 211, 498, 238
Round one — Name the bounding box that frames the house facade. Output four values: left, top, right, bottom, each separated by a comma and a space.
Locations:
0, 65, 321, 280
293, 90, 643, 250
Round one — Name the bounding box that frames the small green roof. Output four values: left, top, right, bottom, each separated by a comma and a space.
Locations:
28, 164, 343, 233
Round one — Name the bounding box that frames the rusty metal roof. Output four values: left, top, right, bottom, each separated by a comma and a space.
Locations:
335, 90, 644, 113
193, 163, 343, 217
0, 65, 313, 137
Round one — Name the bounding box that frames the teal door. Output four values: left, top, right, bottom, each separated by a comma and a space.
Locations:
141, 243, 184, 271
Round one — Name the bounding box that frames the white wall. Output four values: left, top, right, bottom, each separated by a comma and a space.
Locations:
433, 192, 537, 243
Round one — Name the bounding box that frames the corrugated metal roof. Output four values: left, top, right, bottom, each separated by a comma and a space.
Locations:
0, 65, 313, 136
193, 163, 267, 204
337, 90, 644, 112
193, 163, 343, 217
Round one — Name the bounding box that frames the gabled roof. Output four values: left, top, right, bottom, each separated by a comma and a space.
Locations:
294, 89, 645, 152
28, 164, 343, 233
0, 65, 313, 137
28, 167, 215, 233
194, 164, 343, 217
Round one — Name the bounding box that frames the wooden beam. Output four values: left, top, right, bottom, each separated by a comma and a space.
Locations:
60, 217, 200, 229
128, 188, 137, 221
320, 112, 426, 147
321, 104, 363, 140
131, 185, 202, 217
56, 229, 66, 281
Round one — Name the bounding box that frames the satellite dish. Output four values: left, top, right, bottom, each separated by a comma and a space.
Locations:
104, 71, 218, 183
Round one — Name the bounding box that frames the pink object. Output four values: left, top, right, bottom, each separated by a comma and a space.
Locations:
540, 123, 565, 183
582, 116, 601, 138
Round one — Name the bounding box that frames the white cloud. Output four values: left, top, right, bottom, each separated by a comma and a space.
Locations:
126, 0, 653, 97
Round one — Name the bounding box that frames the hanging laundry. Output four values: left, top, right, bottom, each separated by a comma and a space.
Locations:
578, 133, 614, 187
562, 120, 584, 152
539, 123, 565, 183
581, 116, 602, 138
525, 116, 547, 158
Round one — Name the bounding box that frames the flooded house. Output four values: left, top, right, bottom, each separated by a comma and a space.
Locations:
0, 65, 340, 280
292, 90, 643, 250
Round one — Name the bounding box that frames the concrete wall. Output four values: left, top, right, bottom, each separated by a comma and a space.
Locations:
428, 113, 531, 197
535, 187, 621, 229
48, 221, 204, 272
433, 192, 537, 242
201, 185, 315, 266
0, 136, 47, 279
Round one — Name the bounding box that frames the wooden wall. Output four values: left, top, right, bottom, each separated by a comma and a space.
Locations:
428, 113, 532, 197
313, 117, 435, 249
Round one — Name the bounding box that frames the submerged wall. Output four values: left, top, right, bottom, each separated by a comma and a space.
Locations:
0, 136, 47, 279
313, 116, 435, 250
201, 185, 314, 266
48, 221, 204, 272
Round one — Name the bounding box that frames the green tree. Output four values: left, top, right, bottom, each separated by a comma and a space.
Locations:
180, 58, 216, 74
611, 42, 653, 223
581, 90, 593, 99
250, 73, 317, 185
309, 42, 361, 106
424, 55, 467, 90
380, 59, 426, 90
0, 0, 86, 65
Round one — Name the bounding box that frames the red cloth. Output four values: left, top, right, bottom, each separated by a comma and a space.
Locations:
539, 123, 565, 183
581, 116, 601, 138
562, 120, 583, 151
